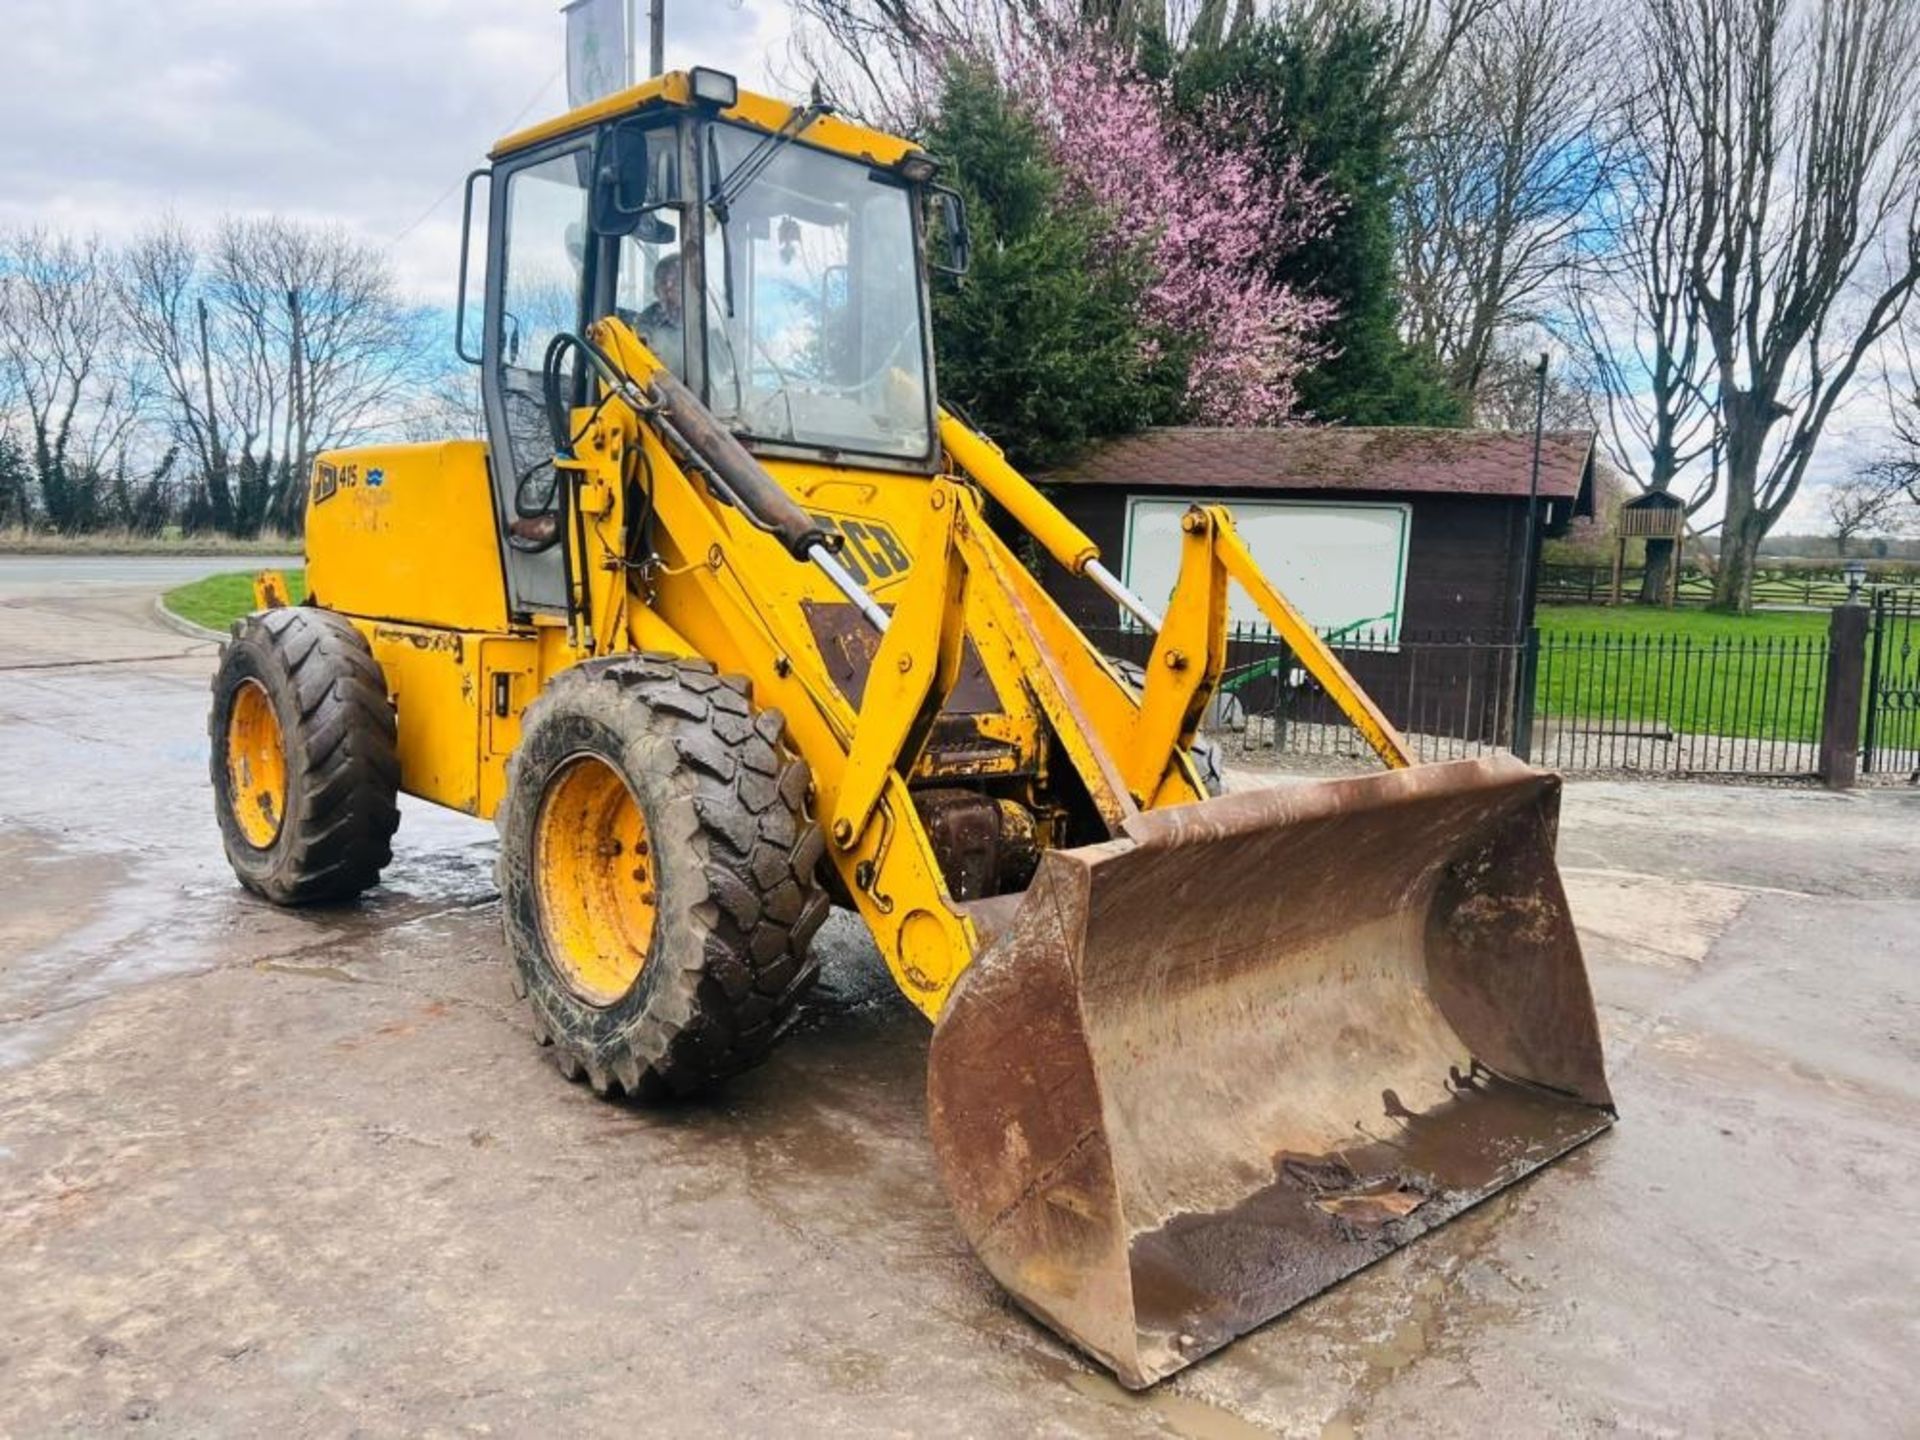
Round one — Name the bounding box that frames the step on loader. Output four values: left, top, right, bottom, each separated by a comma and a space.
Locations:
207, 69, 1612, 1388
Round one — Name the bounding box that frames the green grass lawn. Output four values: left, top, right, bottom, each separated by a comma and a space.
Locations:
165, 569, 307, 632
1534, 604, 1832, 741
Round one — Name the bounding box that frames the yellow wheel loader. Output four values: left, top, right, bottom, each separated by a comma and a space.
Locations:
206, 68, 1612, 1388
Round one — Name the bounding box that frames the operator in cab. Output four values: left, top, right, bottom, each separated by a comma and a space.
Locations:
634, 253, 685, 372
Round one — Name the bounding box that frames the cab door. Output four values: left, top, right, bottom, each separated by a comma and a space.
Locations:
481, 139, 595, 615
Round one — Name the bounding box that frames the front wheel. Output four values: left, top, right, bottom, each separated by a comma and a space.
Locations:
497, 655, 830, 1099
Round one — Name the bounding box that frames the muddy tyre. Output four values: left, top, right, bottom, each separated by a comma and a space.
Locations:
209, 608, 401, 904
497, 655, 830, 1100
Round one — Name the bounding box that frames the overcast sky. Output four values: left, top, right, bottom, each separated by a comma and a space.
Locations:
1, 0, 1899, 525
0, 0, 795, 300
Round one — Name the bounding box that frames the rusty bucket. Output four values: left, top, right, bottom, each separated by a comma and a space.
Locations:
926, 755, 1612, 1388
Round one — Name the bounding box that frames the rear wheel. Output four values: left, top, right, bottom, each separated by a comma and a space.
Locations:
209, 608, 401, 903
498, 655, 830, 1099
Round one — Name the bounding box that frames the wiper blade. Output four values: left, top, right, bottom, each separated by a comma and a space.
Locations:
711, 88, 833, 217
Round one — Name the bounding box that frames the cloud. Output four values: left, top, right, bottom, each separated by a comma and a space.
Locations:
0, 0, 794, 300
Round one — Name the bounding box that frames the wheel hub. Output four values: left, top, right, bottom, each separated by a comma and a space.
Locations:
533, 753, 658, 1006
226, 678, 289, 848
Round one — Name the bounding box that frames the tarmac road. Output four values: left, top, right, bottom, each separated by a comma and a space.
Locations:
2, 555, 1918, 1437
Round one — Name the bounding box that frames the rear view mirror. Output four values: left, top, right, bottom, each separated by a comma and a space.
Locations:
929, 185, 970, 277
592, 119, 680, 238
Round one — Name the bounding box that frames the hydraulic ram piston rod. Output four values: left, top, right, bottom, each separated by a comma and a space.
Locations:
939, 413, 1163, 633
811, 543, 891, 633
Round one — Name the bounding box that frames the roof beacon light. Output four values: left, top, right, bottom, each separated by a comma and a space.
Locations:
689, 67, 739, 109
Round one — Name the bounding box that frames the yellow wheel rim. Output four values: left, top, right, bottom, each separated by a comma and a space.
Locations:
533, 754, 658, 1007
226, 678, 289, 848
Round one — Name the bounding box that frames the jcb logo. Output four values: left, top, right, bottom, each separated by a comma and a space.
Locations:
810, 510, 910, 586
310, 461, 359, 507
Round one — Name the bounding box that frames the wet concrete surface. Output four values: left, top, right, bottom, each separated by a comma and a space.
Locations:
1, 557, 1917, 1436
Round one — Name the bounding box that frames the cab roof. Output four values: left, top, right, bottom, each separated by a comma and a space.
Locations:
490, 70, 923, 170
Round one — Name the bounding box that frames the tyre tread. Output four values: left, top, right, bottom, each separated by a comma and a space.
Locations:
501, 654, 828, 1098
210, 608, 401, 904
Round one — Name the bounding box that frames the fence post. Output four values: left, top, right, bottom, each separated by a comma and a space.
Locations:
1818, 603, 1870, 789
1862, 590, 1886, 775
1512, 626, 1540, 762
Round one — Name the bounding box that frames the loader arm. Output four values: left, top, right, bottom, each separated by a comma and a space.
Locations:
583, 318, 1405, 942
935, 415, 1412, 798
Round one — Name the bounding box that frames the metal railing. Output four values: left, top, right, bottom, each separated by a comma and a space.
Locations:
1089, 620, 1834, 778
1866, 591, 1920, 779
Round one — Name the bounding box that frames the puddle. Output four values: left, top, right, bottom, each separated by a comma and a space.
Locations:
1064, 1369, 1277, 1440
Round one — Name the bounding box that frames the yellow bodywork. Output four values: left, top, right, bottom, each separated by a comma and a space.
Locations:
224, 678, 288, 847
306, 315, 1406, 1018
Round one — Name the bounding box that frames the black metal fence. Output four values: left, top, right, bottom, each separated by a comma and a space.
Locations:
1866, 591, 1920, 779
1531, 630, 1829, 776
1090, 619, 1835, 779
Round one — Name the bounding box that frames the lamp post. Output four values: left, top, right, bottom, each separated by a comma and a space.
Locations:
1513, 352, 1549, 638
1845, 558, 1867, 603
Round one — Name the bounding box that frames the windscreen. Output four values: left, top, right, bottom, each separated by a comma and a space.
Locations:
703, 124, 932, 460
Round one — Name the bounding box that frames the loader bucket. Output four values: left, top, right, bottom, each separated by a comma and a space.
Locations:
926, 755, 1612, 1389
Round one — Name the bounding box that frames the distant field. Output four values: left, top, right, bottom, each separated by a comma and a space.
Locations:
165, 570, 308, 631
1541, 566, 1916, 610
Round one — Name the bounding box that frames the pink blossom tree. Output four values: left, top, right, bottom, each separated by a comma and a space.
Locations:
889, 5, 1343, 425
1026, 34, 1341, 425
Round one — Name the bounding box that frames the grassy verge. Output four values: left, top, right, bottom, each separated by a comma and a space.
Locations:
1534, 605, 1832, 740
164, 569, 308, 632
1, 526, 298, 556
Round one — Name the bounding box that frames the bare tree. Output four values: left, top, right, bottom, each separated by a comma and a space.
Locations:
787, 0, 1491, 122
0, 230, 152, 530
1636, 0, 1920, 611
1825, 468, 1914, 554
122, 218, 424, 535
1472, 341, 1596, 429
1399, 0, 1622, 399
1561, 43, 1725, 602
394, 363, 486, 444
121, 221, 239, 530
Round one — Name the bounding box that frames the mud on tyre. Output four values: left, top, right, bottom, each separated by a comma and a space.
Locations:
209, 607, 401, 904
497, 654, 830, 1100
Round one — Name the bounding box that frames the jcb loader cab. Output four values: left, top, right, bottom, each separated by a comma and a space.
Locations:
207, 69, 1612, 1389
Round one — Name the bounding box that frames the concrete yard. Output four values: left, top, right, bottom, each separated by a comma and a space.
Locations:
2, 555, 1917, 1437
